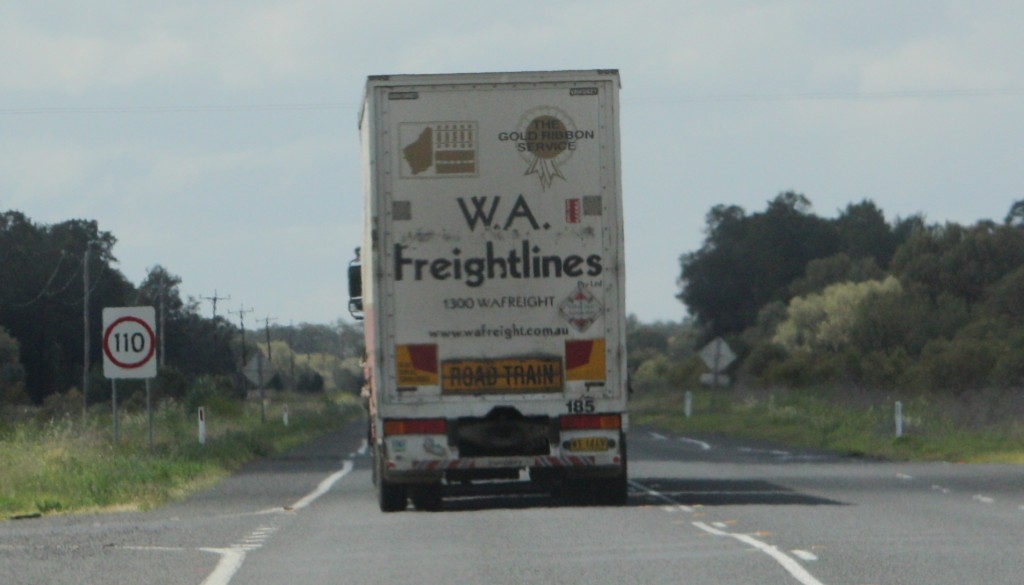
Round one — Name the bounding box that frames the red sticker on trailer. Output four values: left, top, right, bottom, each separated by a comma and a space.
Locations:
565, 339, 605, 381
396, 344, 438, 385
566, 199, 581, 223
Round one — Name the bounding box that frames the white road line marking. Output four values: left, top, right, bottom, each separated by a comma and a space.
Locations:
693, 521, 728, 536
792, 549, 818, 562
291, 459, 354, 511
631, 480, 694, 512
198, 457, 356, 585
931, 485, 951, 494
199, 548, 246, 585
650, 432, 668, 441
973, 495, 994, 504
712, 522, 729, 529
679, 437, 712, 450
897, 473, 914, 480
638, 480, 828, 583
349, 438, 369, 458
737, 446, 787, 456
694, 522, 827, 585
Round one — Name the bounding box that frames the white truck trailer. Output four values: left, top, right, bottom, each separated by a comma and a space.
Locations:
350, 70, 627, 511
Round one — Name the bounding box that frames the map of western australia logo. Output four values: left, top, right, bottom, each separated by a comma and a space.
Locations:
401, 122, 478, 178
499, 107, 595, 190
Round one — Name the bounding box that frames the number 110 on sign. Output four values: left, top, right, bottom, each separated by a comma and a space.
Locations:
112, 332, 147, 352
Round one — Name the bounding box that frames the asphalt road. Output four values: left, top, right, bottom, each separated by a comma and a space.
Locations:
2, 419, 1023, 585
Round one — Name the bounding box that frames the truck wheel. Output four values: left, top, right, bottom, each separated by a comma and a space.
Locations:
379, 479, 407, 512
561, 477, 590, 506
594, 474, 628, 506
410, 483, 443, 511
376, 448, 407, 512
599, 436, 628, 506
371, 447, 378, 487
563, 436, 628, 506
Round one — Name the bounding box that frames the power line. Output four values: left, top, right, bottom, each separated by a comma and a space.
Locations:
1, 88, 1021, 117
10, 251, 70, 308
0, 102, 359, 116
632, 88, 1024, 105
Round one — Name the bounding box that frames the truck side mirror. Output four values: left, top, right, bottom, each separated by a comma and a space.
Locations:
347, 263, 363, 320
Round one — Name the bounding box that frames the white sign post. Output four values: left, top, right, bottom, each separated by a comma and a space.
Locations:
102, 307, 158, 446
198, 407, 207, 445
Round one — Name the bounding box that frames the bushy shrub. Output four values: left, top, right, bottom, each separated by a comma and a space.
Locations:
759, 351, 844, 388
741, 342, 788, 382
982, 265, 1024, 324
296, 370, 325, 394
632, 355, 673, 391
38, 388, 82, 420
185, 376, 243, 418
774, 277, 902, 353
0, 326, 28, 406
910, 337, 1000, 394
989, 331, 1024, 388
851, 349, 913, 390
157, 367, 189, 401
334, 368, 363, 395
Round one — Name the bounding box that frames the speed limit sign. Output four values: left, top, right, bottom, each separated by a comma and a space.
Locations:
102, 306, 157, 379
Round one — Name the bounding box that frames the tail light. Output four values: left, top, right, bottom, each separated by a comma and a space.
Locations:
383, 418, 447, 436
560, 414, 621, 431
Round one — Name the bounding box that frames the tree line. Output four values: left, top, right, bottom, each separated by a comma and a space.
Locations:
0, 209, 362, 410
631, 193, 1024, 394
8, 192, 1021, 407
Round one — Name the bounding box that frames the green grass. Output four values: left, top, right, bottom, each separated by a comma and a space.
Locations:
0, 393, 363, 519
631, 385, 1024, 464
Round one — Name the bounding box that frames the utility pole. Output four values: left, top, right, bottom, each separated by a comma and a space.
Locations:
229, 305, 255, 367
202, 289, 231, 321
230, 304, 255, 413
82, 241, 98, 417
288, 320, 296, 392
158, 282, 166, 369
203, 290, 231, 358
260, 316, 277, 424
261, 316, 277, 366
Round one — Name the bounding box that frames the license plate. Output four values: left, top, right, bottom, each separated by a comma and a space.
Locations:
567, 437, 610, 452
442, 358, 563, 394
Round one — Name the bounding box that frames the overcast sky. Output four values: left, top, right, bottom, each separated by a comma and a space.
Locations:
2, 1, 1021, 325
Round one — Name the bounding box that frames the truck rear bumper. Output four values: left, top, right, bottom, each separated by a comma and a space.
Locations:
381, 434, 624, 482
404, 453, 621, 472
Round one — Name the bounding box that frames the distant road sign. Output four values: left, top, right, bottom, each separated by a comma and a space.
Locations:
243, 351, 271, 386
103, 307, 157, 379
699, 337, 736, 373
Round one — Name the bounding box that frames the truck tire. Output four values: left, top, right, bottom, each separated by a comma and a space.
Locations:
594, 473, 628, 506
563, 436, 628, 506
599, 436, 628, 506
379, 480, 407, 512
410, 483, 443, 511
376, 447, 407, 512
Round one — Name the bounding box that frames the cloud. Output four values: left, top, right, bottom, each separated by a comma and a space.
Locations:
0, 138, 115, 213
3, 0, 1023, 324
0, 9, 193, 93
